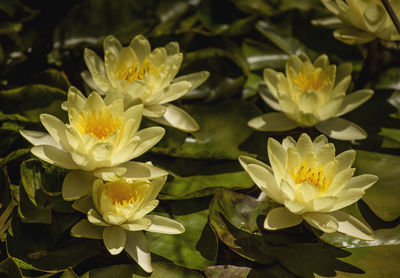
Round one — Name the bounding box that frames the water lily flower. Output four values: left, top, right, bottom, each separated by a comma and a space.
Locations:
82, 34, 209, 132
313, 0, 400, 44
71, 175, 184, 273
20, 86, 165, 200
239, 133, 378, 240
248, 53, 373, 140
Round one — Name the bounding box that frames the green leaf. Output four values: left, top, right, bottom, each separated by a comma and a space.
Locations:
0, 258, 23, 278
327, 246, 400, 278
160, 170, 254, 200
204, 264, 295, 278
209, 190, 307, 264
33, 69, 71, 92
379, 128, 400, 148
80, 262, 203, 278
60, 269, 79, 278
0, 84, 67, 122
151, 99, 260, 159
242, 39, 287, 71
0, 148, 30, 168
354, 150, 400, 221
7, 215, 103, 272
256, 19, 308, 55
20, 158, 42, 205
275, 243, 360, 278
373, 67, 400, 90
53, 0, 158, 46
147, 198, 217, 270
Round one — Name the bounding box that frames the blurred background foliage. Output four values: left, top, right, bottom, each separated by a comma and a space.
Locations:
0, 0, 399, 277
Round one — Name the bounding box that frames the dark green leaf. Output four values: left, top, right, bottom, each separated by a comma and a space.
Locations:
152, 99, 260, 159
147, 198, 217, 270
354, 150, 400, 221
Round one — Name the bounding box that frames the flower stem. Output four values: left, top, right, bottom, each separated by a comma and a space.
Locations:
381, 0, 400, 34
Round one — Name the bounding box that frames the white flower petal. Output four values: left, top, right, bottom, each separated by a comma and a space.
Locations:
119, 161, 169, 182
336, 150, 356, 172
124, 231, 153, 273
144, 215, 185, 234
87, 209, 109, 226
130, 127, 165, 159
264, 207, 303, 230
31, 145, 78, 169
345, 174, 378, 191
71, 219, 103, 239
328, 211, 374, 240
72, 195, 94, 214
335, 89, 374, 117
173, 71, 209, 90
93, 167, 127, 181
20, 130, 62, 148
246, 164, 282, 203
248, 112, 297, 132
316, 118, 367, 140
330, 188, 365, 211
62, 170, 96, 200
259, 85, 282, 111
238, 156, 272, 173
120, 218, 152, 231
284, 200, 308, 214
302, 212, 339, 233
333, 28, 376, 44
129, 35, 151, 62
142, 104, 166, 118
103, 226, 126, 255
263, 68, 279, 99
296, 133, 314, 159
40, 114, 69, 150
83, 48, 110, 92
148, 104, 199, 132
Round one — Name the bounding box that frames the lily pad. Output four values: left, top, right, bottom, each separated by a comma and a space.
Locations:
204, 264, 295, 278
317, 245, 400, 278
7, 214, 103, 271
160, 170, 254, 200
80, 262, 203, 278
0, 258, 23, 278
209, 190, 309, 264
151, 99, 260, 159
354, 150, 400, 221
0, 84, 67, 122
147, 198, 217, 270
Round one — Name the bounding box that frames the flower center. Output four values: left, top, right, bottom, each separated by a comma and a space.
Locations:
104, 180, 141, 206
293, 68, 327, 92
77, 110, 122, 140
291, 161, 331, 192
115, 58, 158, 82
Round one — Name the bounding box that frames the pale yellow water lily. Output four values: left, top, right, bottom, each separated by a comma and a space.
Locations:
20, 86, 166, 200
71, 176, 184, 273
239, 133, 378, 240
248, 53, 373, 140
82, 34, 209, 132
313, 0, 400, 44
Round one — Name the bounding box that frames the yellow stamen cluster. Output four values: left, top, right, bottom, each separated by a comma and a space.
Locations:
115, 58, 158, 82
293, 68, 327, 92
291, 161, 331, 192
77, 110, 122, 140
104, 180, 139, 206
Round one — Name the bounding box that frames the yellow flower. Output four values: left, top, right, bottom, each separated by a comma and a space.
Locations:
82, 34, 209, 132
240, 133, 378, 240
20, 86, 166, 200
313, 0, 400, 44
71, 176, 184, 273
248, 53, 373, 140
